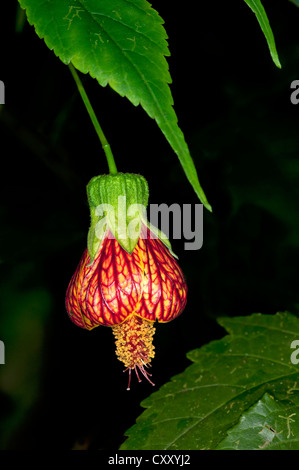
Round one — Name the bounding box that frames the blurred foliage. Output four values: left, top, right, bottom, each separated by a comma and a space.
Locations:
0, 264, 51, 449
0, 0, 298, 449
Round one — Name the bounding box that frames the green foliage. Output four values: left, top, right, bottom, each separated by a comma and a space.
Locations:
6, 0, 295, 451
217, 393, 299, 449
121, 312, 299, 450
17, 0, 211, 210
243, 0, 281, 68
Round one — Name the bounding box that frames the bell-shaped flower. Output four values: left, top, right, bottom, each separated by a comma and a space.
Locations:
66, 173, 187, 389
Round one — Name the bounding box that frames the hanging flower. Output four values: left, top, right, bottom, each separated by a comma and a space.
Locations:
65, 173, 187, 389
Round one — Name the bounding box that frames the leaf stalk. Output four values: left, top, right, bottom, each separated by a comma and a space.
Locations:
69, 63, 118, 175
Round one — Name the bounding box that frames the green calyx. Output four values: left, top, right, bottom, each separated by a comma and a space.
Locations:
86, 173, 149, 261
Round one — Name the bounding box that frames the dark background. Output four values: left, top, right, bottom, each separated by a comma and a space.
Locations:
0, 0, 298, 449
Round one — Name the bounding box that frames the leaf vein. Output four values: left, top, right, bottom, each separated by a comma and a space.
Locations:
161, 371, 299, 449
88, 10, 166, 53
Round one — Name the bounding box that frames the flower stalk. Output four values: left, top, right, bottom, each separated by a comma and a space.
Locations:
69, 63, 118, 175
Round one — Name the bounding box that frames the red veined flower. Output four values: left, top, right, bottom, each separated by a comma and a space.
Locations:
65, 173, 187, 389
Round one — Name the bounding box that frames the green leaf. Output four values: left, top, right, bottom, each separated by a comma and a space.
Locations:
18, 0, 211, 211
216, 393, 299, 450
289, 0, 299, 7
121, 312, 299, 450
243, 0, 281, 68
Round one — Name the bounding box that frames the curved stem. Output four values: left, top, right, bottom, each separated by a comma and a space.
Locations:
69, 63, 118, 175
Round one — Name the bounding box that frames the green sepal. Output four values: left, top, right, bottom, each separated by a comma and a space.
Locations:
86, 173, 149, 261
86, 205, 103, 265
142, 217, 178, 259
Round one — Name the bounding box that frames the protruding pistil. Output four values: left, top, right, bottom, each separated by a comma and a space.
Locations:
112, 316, 156, 390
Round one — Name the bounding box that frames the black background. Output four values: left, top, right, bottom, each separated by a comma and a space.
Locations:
0, 0, 298, 450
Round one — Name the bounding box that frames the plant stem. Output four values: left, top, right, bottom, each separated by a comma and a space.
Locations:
69, 63, 118, 175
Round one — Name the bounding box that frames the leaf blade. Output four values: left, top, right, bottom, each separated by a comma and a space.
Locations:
18, 0, 211, 210
216, 393, 299, 450
121, 312, 299, 450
